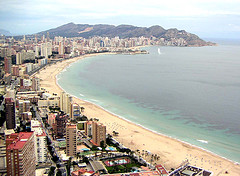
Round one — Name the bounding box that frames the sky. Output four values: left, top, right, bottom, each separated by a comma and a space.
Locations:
0, 0, 240, 39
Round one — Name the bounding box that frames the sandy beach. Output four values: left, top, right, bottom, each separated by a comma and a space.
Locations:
34, 53, 240, 175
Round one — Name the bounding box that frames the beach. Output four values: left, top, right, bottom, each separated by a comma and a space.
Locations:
34, 53, 240, 175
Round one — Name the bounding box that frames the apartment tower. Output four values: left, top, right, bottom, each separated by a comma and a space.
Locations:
6, 132, 36, 176
5, 98, 16, 129
92, 121, 106, 146
66, 124, 77, 156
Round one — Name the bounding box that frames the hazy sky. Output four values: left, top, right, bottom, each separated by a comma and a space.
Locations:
0, 0, 240, 38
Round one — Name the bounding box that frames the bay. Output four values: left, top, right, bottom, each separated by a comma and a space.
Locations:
57, 42, 240, 163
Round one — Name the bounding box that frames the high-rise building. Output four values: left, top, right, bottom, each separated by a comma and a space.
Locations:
31, 77, 40, 91
70, 103, 81, 119
92, 121, 106, 146
1, 48, 11, 58
60, 92, 72, 114
16, 52, 22, 65
35, 45, 39, 57
5, 89, 15, 100
5, 98, 16, 129
84, 121, 93, 138
31, 120, 47, 163
66, 124, 77, 156
18, 100, 30, 120
6, 132, 36, 176
41, 42, 52, 58
0, 142, 6, 174
58, 41, 64, 55
47, 32, 50, 42
12, 65, 19, 76
54, 113, 68, 138
48, 113, 56, 127
4, 57, 12, 74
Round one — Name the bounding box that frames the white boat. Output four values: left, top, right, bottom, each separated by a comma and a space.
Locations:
158, 48, 161, 55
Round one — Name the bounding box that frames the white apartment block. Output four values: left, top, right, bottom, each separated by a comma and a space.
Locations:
31, 120, 47, 163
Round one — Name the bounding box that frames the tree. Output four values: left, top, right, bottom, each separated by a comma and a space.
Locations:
48, 166, 56, 176
66, 157, 72, 176
82, 156, 89, 163
80, 107, 85, 113
56, 170, 62, 176
52, 155, 59, 163
91, 145, 98, 151
100, 141, 106, 150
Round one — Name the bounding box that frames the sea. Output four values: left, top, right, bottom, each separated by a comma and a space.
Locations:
57, 39, 240, 163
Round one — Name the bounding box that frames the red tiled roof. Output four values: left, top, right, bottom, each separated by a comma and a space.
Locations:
67, 125, 76, 129
7, 132, 34, 150
104, 171, 160, 176
130, 173, 140, 176
90, 140, 98, 146
71, 169, 94, 176
156, 164, 168, 175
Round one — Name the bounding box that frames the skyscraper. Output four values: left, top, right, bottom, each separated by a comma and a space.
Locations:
40, 42, 52, 58
58, 41, 64, 55
4, 57, 12, 74
70, 103, 81, 119
5, 98, 16, 129
16, 52, 22, 65
92, 121, 106, 146
12, 65, 19, 76
54, 113, 68, 138
60, 92, 72, 114
66, 124, 77, 156
31, 120, 47, 164
31, 77, 40, 91
6, 132, 36, 176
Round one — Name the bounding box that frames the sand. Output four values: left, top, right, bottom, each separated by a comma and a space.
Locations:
34, 54, 240, 175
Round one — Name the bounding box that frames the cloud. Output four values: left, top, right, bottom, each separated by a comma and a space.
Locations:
0, 0, 240, 37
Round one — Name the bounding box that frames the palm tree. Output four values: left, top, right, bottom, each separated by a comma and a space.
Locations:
80, 107, 85, 113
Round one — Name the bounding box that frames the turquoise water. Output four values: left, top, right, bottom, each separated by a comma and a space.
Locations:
57, 43, 240, 163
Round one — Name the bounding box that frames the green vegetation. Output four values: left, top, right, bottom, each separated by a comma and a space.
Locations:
66, 157, 72, 176
100, 140, 106, 150
77, 123, 84, 130
106, 162, 141, 174
48, 166, 56, 176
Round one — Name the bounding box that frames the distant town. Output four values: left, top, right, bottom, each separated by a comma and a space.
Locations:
0, 34, 213, 176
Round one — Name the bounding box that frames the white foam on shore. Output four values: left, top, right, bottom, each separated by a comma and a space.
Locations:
90, 99, 100, 102
79, 93, 85, 97
197, 139, 208, 144
54, 53, 240, 166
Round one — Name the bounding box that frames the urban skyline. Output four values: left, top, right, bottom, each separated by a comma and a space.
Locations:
0, 0, 240, 39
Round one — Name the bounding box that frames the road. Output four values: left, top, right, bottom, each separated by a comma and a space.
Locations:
34, 106, 67, 176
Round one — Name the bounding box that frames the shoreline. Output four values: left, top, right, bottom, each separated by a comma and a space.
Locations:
57, 80, 239, 166
35, 52, 240, 175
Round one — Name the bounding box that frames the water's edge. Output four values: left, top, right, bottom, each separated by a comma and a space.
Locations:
56, 52, 239, 165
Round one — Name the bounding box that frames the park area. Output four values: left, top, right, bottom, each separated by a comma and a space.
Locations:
102, 157, 141, 174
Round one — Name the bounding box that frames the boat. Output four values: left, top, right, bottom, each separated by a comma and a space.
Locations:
158, 48, 161, 55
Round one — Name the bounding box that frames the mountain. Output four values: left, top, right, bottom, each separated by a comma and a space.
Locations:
0, 29, 12, 36
37, 22, 215, 46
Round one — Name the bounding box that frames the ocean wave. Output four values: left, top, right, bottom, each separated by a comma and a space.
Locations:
90, 99, 100, 102
197, 139, 208, 144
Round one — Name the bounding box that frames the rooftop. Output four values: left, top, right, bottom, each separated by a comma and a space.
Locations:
7, 132, 33, 150
155, 164, 168, 175
105, 171, 161, 176
67, 124, 76, 129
